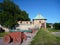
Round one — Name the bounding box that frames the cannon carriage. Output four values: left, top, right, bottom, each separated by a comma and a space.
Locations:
3, 29, 32, 44
3, 28, 38, 44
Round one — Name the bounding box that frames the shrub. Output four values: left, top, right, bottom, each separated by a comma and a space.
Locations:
53, 23, 60, 30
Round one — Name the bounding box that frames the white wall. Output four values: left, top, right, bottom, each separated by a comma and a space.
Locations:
16, 24, 34, 30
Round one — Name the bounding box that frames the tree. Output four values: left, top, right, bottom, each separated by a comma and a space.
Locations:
46, 23, 50, 28
53, 23, 60, 29
0, 0, 30, 28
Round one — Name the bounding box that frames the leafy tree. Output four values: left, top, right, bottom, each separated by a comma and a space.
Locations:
46, 23, 51, 28
53, 23, 60, 29
0, 0, 30, 28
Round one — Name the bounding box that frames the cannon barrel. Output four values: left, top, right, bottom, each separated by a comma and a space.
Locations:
9, 29, 32, 33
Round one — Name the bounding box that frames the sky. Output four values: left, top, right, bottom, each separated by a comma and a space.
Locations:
0, 0, 60, 23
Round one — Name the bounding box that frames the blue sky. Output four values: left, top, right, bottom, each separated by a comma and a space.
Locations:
0, 0, 60, 23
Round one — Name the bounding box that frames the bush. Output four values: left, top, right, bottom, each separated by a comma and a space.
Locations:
46, 23, 51, 28
53, 23, 60, 30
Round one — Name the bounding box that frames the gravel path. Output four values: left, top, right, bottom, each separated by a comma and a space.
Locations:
0, 30, 38, 45
21, 30, 38, 45
52, 32, 60, 36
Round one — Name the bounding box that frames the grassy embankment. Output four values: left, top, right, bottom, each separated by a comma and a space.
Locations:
30, 28, 60, 45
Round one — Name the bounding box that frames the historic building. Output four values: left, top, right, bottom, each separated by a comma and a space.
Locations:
17, 14, 47, 30
33, 14, 47, 29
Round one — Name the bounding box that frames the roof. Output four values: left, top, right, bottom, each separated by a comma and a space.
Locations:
33, 14, 47, 20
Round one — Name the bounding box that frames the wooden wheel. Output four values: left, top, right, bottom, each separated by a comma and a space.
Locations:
3, 35, 10, 43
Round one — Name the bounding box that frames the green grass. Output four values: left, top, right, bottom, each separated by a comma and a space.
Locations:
56, 36, 60, 43
0, 32, 9, 38
47, 28, 60, 32
30, 28, 60, 45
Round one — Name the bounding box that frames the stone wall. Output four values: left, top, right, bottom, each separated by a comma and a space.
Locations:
17, 20, 46, 30
16, 24, 34, 30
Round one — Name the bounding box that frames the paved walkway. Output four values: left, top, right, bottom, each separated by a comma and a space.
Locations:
52, 32, 60, 36
21, 30, 38, 45
0, 30, 38, 45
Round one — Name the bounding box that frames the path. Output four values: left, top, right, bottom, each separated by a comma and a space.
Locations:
52, 32, 60, 36
21, 30, 38, 45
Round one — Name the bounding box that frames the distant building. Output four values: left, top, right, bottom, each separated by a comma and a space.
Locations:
49, 23, 53, 28
17, 14, 47, 30
0, 25, 9, 32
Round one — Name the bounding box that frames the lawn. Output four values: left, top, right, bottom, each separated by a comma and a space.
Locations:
30, 28, 60, 45
0, 32, 9, 38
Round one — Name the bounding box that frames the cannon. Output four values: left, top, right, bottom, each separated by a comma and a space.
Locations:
3, 28, 38, 44
3, 32, 27, 44
3, 29, 32, 44
9, 29, 32, 33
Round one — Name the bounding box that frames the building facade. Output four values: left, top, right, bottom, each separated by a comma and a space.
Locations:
17, 14, 47, 30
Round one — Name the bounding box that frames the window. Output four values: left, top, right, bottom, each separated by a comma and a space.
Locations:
39, 21, 41, 23
26, 22, 28, 24
30, 22, 32, 24
20, 21, 22, 23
